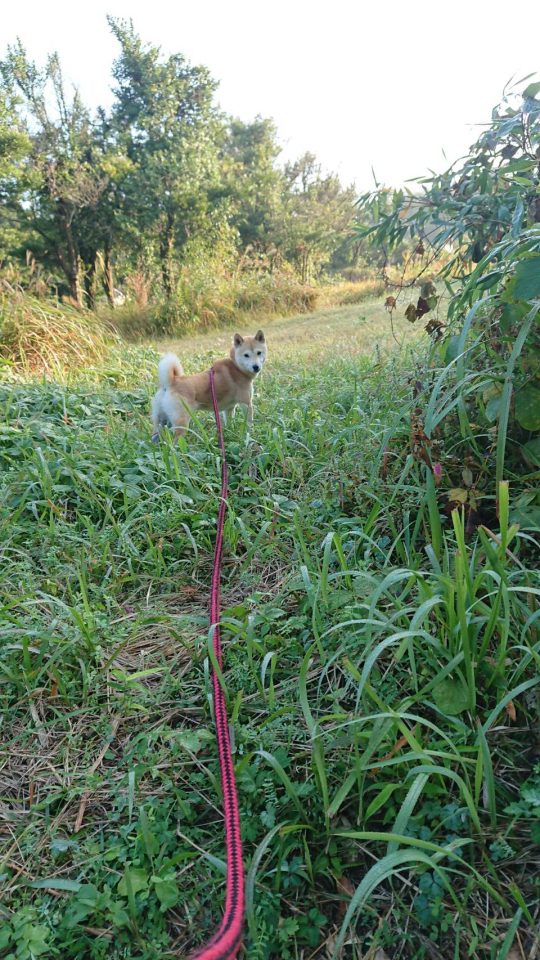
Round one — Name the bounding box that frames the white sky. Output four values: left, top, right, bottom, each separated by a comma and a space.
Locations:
1, 0, 538, 191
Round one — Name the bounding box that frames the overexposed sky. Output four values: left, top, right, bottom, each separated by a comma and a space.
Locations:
1, 0, 538, 190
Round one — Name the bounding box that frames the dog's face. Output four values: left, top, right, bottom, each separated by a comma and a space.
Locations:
233, 330, 267, 376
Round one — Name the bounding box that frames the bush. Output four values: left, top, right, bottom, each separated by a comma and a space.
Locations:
108, 269, 321, 341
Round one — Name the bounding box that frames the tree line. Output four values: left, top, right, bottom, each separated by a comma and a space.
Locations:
0, 19, 365, 308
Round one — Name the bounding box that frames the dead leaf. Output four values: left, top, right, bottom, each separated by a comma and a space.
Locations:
416, 296, 430, 318
448, 487, 468, 505
336, 875, 355, 897
405, 303, 418, 323
335, 874, 355, 920
366, 948, 392, 960
425, 317, 445, 340
462, 467, 474, 487
371, 731, 412, 776
29, 701, 48, 748
506, 700, 517, 722
420, 280, 437, 300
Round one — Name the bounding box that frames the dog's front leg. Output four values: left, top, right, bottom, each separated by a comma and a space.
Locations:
239, 402, 253, 429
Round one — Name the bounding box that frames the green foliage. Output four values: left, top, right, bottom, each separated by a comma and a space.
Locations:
356, 75, 540, 270
353, 77, 540, 519
0, 302, 537, 957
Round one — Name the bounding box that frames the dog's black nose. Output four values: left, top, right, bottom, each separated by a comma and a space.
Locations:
253, 364, 260, 373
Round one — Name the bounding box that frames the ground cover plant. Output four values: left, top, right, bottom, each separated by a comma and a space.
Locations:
0, 293, 538, 960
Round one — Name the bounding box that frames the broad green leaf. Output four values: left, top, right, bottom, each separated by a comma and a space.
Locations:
176, 728, 214, 754
513, 257, 540, 301
522, 437, 540, 467
117, 867, 149, 897
499, 302, 528, 333
444, 335, 461, 364
486, 392, 503, 422
432, 677, 469, 716
448, 488, 468, 505
510, 504, 540, 531
153, 874, 180, 910
522, 81, 540, 99
515, 386, 540, 430
30, 878, 82, 891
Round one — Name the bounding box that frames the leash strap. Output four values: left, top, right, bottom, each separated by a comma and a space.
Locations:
190, 368, 245, 959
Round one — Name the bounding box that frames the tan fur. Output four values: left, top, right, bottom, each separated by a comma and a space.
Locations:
151, 331, 267, 438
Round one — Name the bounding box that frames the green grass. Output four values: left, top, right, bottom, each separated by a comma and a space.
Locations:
0, 301, 538, 960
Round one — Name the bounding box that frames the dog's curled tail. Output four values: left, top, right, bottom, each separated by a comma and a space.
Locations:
158, 353, 183, 389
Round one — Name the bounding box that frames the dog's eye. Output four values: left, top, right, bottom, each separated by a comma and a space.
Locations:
244, 353, 250, 357
256, 351, 262, 356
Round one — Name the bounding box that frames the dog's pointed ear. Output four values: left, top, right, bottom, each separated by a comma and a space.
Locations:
255, 329, 265, 343
233, 333, 244, 347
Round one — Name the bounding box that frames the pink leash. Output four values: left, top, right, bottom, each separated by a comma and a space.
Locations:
190, 368, 245, 959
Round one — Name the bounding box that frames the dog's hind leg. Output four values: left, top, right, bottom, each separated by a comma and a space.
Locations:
151, 394, 162, 442
171, 409, 191, 438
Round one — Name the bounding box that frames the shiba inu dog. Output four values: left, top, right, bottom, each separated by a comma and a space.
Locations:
151, 330, 267, 439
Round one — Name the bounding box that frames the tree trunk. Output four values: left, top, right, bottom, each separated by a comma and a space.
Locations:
59, 204, 83, 305
102, 243, 115, 307
83, 255, 97, 310
66, 247, 83, 305
160, 213, 175, 299
299, 245, 310, 284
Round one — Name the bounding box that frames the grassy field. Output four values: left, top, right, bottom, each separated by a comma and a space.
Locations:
0, 300, 538, 960
153, 298, 414, 361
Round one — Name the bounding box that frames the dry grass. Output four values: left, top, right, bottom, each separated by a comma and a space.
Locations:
0, 286, 119, 376
152, 299, 425, 367
319, 278, 386, 306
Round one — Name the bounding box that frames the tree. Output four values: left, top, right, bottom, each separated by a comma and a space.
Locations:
108, 18, 221, 299
0, 44, 114, 304
0, 87, 31, 266
279, 153, 356, 282
218, 117, 284, 255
